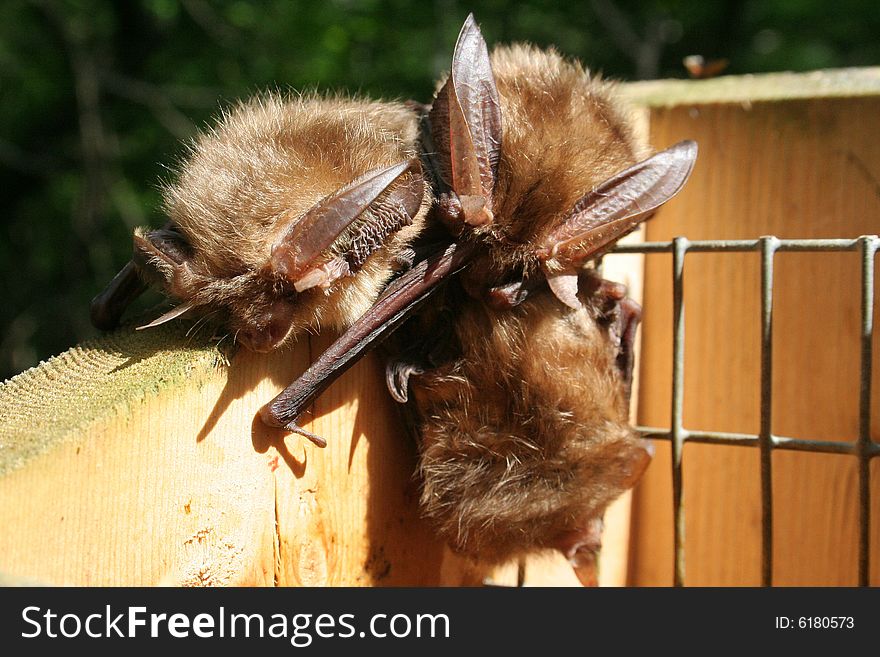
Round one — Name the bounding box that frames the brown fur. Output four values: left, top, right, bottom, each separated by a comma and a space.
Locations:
413, 276, 645, 563
143, 93, 430, 349
471, 44, 645, 279
409, 45, 651, 564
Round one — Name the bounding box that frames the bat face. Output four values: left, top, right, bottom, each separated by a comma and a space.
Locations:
92, 94, 430, 351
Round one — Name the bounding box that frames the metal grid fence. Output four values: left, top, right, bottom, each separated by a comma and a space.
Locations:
613, 235, 879, 587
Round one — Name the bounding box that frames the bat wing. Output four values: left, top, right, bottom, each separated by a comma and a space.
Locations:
536, 140, 698, 308
259, 239, 476, 440
429, 13, 502, 227
266, 159, 424, 291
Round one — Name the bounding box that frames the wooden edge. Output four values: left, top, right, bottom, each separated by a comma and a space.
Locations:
622, 67, 880, 107
0, 321, 226, 478
0, 319, 497, 587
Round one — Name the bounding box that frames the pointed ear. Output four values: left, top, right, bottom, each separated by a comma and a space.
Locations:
90, 261, 149, 330
536, 140, 696, 308
429, 13, 502, 227
132, 226, 198, 299
91, 222, 193, 330
538, 140, 698, 268
266, 159, 424, 292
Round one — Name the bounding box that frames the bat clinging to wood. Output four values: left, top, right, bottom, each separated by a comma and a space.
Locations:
91, 94, 430, 357
395, 18, 697, 581
263, 15, 696, 583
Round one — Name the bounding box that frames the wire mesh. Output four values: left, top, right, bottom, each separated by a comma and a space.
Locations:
612, 235, 879, 587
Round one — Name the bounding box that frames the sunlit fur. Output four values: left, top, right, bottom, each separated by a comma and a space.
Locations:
411, 45, 650, 564
472, 44, 648, 280
144, 93, 429, 349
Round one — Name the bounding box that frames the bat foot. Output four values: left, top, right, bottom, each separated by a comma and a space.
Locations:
286, 424, 328, 449
385, 359, 424, 403
258, 404, 327, 448
554, 518, 604, 587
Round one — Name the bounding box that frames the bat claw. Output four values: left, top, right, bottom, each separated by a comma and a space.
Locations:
258, 403, 327, 448
385, 359, 424, 403
286, 423, 328, 449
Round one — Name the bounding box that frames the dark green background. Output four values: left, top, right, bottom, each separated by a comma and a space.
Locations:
2, 0, 878, 379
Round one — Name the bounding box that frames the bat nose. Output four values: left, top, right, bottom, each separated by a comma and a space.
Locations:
585, 275, 629, 315
238, 320, 290, 353
619, 296, 642, 334
598, 278, 628, 302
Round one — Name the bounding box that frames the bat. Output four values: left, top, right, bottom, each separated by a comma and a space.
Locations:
90, 93, 430, 361
260, 15, 697, 584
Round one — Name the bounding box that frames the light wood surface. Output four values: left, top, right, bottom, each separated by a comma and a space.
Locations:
0, 324, 499, 585
628, 90, 880, 586
2, 68, 877, 587
623, 66, 880, 106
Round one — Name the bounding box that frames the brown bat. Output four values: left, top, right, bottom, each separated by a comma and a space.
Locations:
90, 93, 430, 359
261, 15, 696, 583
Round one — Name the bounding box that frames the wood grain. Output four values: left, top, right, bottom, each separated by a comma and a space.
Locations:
3, 70, 877, 587
0, 324, 497, 586
628, 95, 880, 586
624, 67, 880, 106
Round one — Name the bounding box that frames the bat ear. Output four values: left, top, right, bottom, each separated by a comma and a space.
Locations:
90, 261, 148, 330
130, 226, 203, 330
429, 13, 502, 228
132, 226, 198, 298
536, 140, 698, 308
135, 298, 199, 330
265, 159, 424, 292
91, 223, 196, 331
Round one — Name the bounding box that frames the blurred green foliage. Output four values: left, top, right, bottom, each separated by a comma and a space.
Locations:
1, 0, 878, 379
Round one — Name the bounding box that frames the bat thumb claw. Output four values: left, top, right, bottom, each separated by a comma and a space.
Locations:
286, 423, 328, 448
258, 405, 327, 448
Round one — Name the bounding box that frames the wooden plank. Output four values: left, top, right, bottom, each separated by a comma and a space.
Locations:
0, 323, 496, 585
627, 89, 880, 585
624, 67, 880, 107
0, 325, 275, 586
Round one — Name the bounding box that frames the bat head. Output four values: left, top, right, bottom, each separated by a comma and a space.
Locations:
93, 94, 429, 350
413, 270, 651, 573
429, 15, 697, 311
